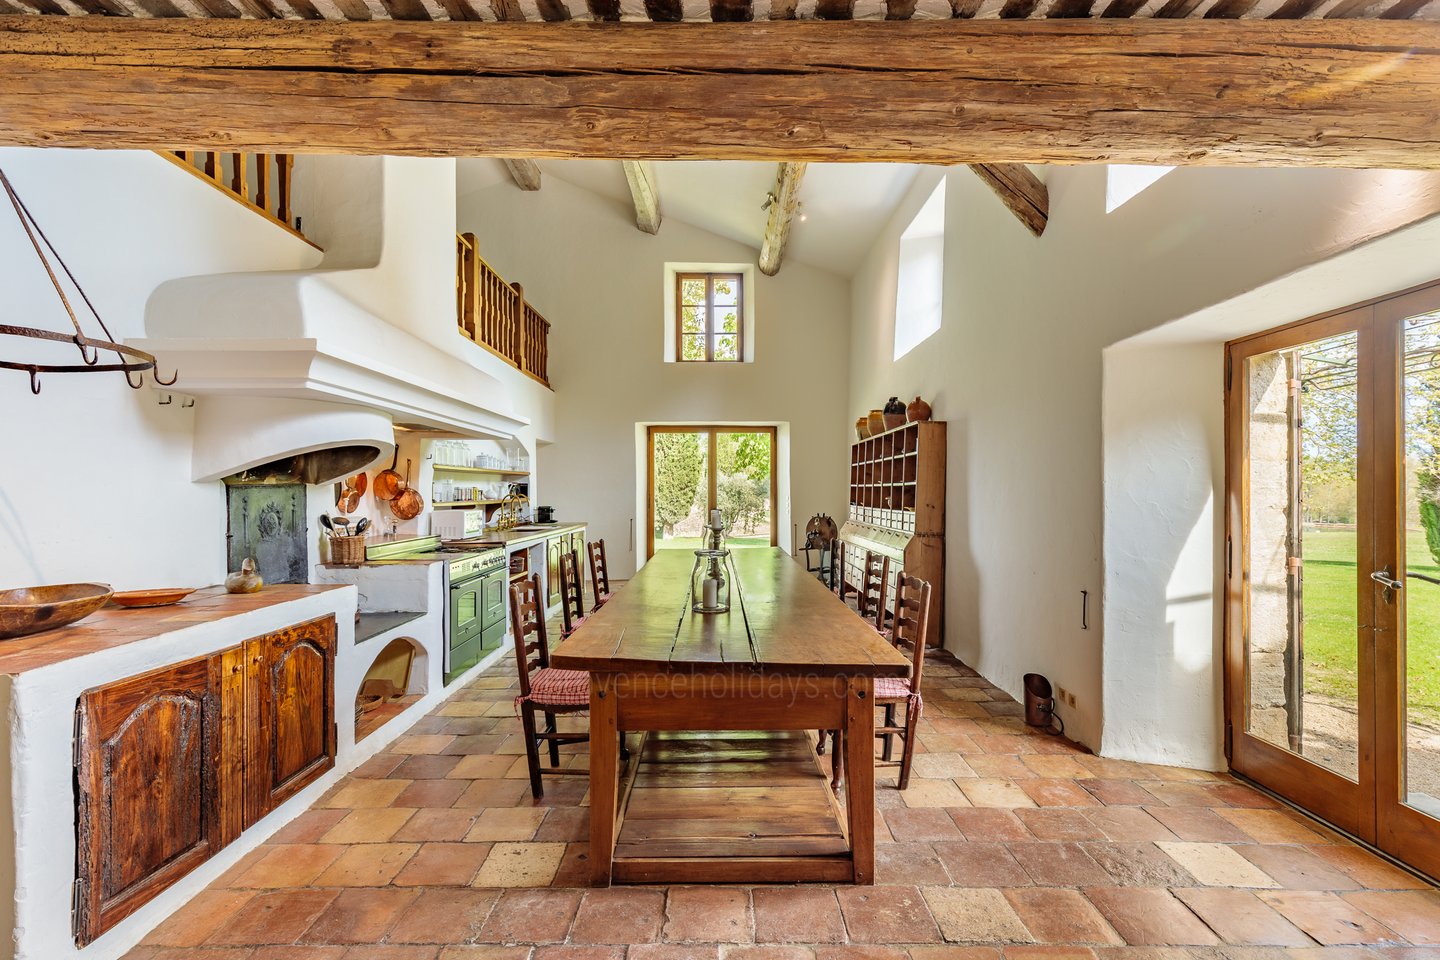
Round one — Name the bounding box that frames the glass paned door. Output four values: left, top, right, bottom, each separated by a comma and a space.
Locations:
647, 426, 777, 560
650, 429, 710, 556
715, 430, 773, 549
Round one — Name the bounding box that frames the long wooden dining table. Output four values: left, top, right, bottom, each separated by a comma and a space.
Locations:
550, 547, 911, 886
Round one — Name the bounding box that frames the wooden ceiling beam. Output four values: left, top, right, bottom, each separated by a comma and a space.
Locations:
758, 161, 805, 277
621, 159, 661, 234
4, 19, 1440, 169
644, 0, 683, 18
709, 0, 753, 18
968, 163, 1048, 237
502, 158, 542, 190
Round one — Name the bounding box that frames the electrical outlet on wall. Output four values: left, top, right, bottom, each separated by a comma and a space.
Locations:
1056, 685, 1068, 706
1066, 690, 1077, 708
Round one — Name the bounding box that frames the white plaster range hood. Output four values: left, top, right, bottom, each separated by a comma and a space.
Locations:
133, 271, 531, 482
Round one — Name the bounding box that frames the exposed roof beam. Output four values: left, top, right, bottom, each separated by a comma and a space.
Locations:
621, 160, 661, 234
502, 159, 542, 190
968, 163, 1048, 237
644, 0, 682, 17
758, 162, 806, 277
3, 20, 1440, 170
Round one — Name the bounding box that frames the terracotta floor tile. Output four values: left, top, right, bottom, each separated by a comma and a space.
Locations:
1001, 947, 1096, 960
388, 888, 500, 944
1003, 888, 1123, 945
206, 889, 340, 945
752, 887, 846, 944
437, 949, 531, 960
884, 806, 965, 842
394, 755, 464, 780
1216, 809, 1330, 845
1016, 808, 1108, 842
550, 841, 593, 887
1236, 844, 1363, 890
397, 779, 471, 808
473, 841, 567, 887
393, 808, 479, 843
875, 842, 952, 885
962, 779, 1039, 809
467, 807, 547, 842
1021, 780, 1102, 808
270, 809, 350, 844
1143, 806, 1250, 843
835, 885, 942, 943
811, 948, 910, 960
253, 947, 348, 960
394, 842, 492, 886
301, 887, 419, 945
455, 778, 531, 810
908, 948, 1002, 960
1344, 891, 1440, 944
1257, 891, 1403, 945
970, 756, 1039, 780
352, 753, 407, 779
950, 808, 1035, 842
1155, 841, 1279, 888
535, 807, 589, 842
144, 890, 257, 946
234, 844, 346, 888
629, 946, 722, 960
664, 887, 754, 944
1022, 757, 1093, 780
1009, 841, 1112, 886
924, 887, 1034, 944
1078, 780, 1158, 807
718, 947, 813, 960
321, 808, 418, 844
320, 779, 414, 810
932, 840, 1034, 886
393, 735, 458, 754
571, 888, 667, 944
1172, 888, 1313, 946
1083, 808, 1176, 842
447, 755, 517, 780
342, 946, 442, 959
475, 888, 582, 944
314, 843, 420, 886
912, 752, 980, 780
902, 778, 973, 808
1080, 842, 1197, 887
1314, 847, 1432, 890
1082, 888, 1219, 946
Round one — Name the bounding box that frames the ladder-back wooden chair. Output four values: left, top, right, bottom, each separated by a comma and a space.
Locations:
558, 547, 589, 638
508, 573, 589, 799
828, 573, 932, 791
857, 550, 890, 632
587, 539, 613, 610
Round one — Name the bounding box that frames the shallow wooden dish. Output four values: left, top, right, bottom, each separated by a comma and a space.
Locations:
0, 583, 113, 640
110, 588, 198, 609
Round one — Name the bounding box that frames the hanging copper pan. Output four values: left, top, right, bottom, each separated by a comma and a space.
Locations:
391, 460, 424, 520
373, 448, 405, 502
335, 472, 368, 514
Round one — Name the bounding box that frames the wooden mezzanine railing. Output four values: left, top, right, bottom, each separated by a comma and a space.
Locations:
159, 151, 315, 248
456, 232, 551, 388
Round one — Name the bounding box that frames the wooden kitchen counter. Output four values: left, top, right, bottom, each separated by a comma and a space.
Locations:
0, 584, 346, 675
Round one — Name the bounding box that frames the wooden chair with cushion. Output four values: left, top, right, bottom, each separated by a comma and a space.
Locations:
828, 573, 932, 791
857, 550, 890, 632
586, 539, 613, 610
558, 547, 589, 638
508, 573, 589, 799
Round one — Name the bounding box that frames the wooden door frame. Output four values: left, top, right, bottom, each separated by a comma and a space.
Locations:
645, 425, 778, 561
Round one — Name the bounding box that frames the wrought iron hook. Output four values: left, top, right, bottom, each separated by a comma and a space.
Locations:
27, 368, 40, 396
153, 366, 179, 388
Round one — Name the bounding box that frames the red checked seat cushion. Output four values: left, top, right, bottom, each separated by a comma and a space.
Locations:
561, 614, 587, 638
522, 668, 590, 707
874, 677, 913, 700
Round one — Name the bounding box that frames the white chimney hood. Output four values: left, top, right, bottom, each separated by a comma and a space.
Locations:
191, 396, 395, 484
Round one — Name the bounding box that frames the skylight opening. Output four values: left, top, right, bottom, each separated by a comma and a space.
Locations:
1106, 165, 1176, 214
893, 179, 946, 362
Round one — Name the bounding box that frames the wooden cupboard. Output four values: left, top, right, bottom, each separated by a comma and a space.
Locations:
544, 528, 586, 608
74, 615, 336, 946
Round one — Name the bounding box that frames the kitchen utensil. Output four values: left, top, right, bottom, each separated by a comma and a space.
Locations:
110, 588, 197, 609
354, 517, 371, 536
536, 506, 556, 524
0, 583, 113, 640
373, 448, 405, 501
391, 460, 424, 520
225, 558, 263, 594
320, 514, 336, 539
334, 517, 351, 537
336, 471, 368, 514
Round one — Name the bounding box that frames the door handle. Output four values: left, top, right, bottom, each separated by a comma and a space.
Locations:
1371, 570, 1405, 592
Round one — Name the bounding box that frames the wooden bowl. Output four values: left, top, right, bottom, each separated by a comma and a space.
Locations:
0, 583, 113, 640
110, 588, 198, 609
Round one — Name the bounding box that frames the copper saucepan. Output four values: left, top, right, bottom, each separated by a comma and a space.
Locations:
335, 472, 368, 514
391, 459, 424, 520
373, 448, 405, 502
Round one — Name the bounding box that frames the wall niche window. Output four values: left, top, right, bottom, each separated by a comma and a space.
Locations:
676, 272, 744, 363
894, 179, 946, 361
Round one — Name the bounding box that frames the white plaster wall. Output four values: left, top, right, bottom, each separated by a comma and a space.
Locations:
848, 164, 1440, 754
456, 170, 852, 577
0, 149, 323, 591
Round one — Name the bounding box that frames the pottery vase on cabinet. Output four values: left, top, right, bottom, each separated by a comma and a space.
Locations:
866, 409, 886, 437
855, 416, 870, 441
883, 397, 907, 431
907, 396, 932, 423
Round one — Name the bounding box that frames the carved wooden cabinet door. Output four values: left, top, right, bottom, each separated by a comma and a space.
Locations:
74, 655, 224, 946
244, 614, 336, 825
546, 537, 562, 606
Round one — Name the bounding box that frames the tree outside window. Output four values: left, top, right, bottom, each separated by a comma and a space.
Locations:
677, 273, 743, 362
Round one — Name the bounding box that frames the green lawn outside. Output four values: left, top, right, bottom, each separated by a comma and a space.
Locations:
653, 535, 773, 551
1302, 527, 1440, 726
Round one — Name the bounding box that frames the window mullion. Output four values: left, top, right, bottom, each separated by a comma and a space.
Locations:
705, 275, 714, 362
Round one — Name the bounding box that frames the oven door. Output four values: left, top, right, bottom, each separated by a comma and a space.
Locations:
447, 572, 486, 684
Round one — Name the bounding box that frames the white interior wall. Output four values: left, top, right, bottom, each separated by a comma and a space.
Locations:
456, 171, 852, 577
848, 163, 1440, 754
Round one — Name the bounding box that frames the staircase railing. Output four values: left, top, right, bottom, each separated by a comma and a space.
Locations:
159, 151, 313, 248
456, 232, 551, 388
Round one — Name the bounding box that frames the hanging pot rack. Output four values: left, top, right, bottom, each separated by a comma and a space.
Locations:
0, 166, 176, 396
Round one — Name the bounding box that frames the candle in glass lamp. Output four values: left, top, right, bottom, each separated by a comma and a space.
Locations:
703, 576, 719, 610
710, 509, 723, 529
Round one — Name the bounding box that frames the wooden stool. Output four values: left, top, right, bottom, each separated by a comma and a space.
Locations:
508, 574, 589, 799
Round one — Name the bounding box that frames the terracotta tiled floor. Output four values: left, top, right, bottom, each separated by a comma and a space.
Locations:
126, 651, 1440, 960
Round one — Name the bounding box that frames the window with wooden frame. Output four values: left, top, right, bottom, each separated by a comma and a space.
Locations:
676, 273, 744, 362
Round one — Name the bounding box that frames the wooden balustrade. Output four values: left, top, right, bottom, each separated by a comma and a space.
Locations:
159, 150, 313, 248
456, 232, 551, 388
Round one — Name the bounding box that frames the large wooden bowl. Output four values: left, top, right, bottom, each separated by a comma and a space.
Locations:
0, 583, 113, 640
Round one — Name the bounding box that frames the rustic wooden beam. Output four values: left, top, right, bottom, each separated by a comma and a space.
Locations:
999, 0, 1040, 16
948, 0, 983, 14
644, 0, 683, 18
1381, 0, 1431, 16
502, 158, 542, 190
586, 0, 620, 18
534, 0, 571, 18
1205, 0, 1260, 16
1267, 0, 1326, 16
4, 19, 1440, 169
968, 163, 1048, 237
769, 0, 797, 15
885, 0, 919, 17
1325, 0, 1386, 15
1045, 0, 1094, 16
620, 160, 661, 234
758, 162, 805, 277
709, 0, 753, 18
813, 0, 854, 17
1099, 0, 1147, 14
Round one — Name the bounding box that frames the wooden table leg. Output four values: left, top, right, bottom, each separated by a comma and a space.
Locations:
589, 672, 619, 886
843, 676, 875, 884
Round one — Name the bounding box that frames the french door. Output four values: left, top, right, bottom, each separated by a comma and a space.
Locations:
1226, 279, 1440, 876
646, 426, 777, 560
